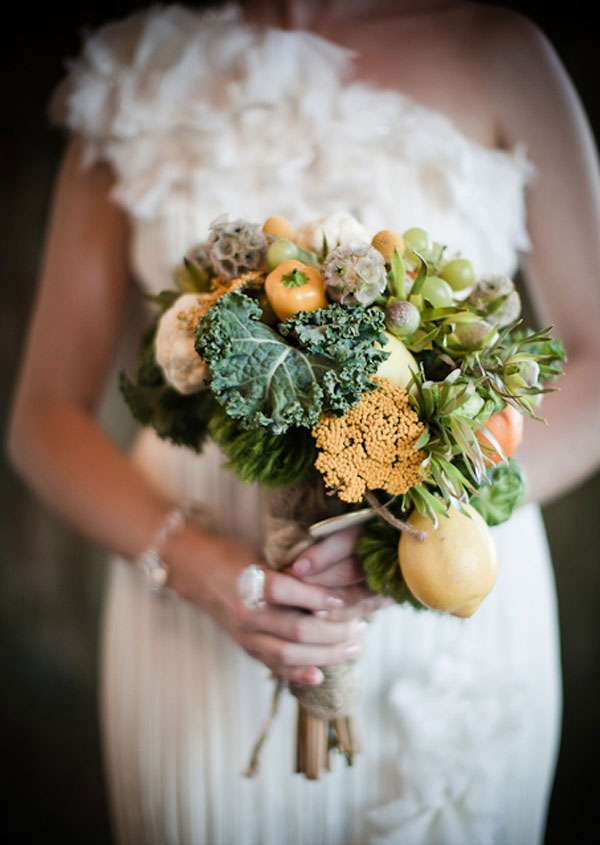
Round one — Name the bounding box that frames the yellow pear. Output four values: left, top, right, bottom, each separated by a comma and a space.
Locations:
398, 503, 497, 617
376, 331, 418, 390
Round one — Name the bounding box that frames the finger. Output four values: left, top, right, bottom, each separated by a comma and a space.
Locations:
301, 556, 365, 588
245, 632, 363, 669
290, 526, 361, 578
271, 665, 324, 686
314, 593, 392, 622
248, 606, 367, 645
263, 570, 344, 612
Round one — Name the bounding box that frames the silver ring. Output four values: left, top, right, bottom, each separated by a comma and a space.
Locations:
237, 563, 267, 610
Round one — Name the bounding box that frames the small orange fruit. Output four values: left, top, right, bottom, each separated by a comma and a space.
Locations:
476, 404, 524, 465
264, 259, 327, 321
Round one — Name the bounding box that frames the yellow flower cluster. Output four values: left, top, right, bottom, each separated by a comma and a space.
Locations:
312, 376, 426, 503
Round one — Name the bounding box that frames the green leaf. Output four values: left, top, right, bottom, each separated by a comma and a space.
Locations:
409, 252, 428, 295
388, 248, 406, 299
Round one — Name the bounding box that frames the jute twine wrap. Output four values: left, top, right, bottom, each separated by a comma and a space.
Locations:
263, 476, 358, 720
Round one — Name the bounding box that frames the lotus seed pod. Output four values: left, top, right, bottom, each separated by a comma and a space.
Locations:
323, 243, 387, 306
206, 216, 267, 280
455, 319, 496, 350
468, 275, 522, 327
263, 216, 297, 241
385, 299, 420, 338
371, 230, 405, 262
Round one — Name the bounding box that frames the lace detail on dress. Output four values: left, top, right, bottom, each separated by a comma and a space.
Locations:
47, 2, 537, 280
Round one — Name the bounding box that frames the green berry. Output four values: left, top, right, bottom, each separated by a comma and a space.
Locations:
266, 239, 299, 270
440, 258, 476, 291
420, 275, 454, 308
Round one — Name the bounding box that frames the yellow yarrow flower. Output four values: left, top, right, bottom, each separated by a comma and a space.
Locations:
312, 376, 426, 503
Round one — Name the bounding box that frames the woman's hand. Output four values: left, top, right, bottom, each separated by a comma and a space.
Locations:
289, 525, 394, 621
164, 524, 367, 687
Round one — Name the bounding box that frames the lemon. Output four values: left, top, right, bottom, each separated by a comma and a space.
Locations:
398, 503, 497, 617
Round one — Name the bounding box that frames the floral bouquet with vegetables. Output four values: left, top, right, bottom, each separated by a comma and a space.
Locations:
120, 211, 565, 779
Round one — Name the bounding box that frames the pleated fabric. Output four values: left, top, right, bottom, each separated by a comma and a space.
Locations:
98, 430, 561, 845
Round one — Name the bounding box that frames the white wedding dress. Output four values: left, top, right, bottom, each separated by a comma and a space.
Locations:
48, 4, 562, 843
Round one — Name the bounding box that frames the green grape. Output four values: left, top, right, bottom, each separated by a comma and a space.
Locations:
266, 239, 298, 270
440, 258, 476, 291
420, 275, 454, 308
403, 227, 429, 254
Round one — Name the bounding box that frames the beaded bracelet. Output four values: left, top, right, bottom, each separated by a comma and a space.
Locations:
135, 504, 209, 594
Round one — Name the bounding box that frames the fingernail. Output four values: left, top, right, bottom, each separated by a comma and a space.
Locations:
327, 596, 344, 608
315, 609, 330, 619
309, 668, 324, 685
344, 643, 361, 658
293, 558, 310, 576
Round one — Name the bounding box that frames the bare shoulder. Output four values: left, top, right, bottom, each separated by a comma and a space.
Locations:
467, 2, 562, 84
462, 1, 547, 44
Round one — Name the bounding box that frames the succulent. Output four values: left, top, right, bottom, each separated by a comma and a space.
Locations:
468, 275, 521, 327
323, 243, 387, 306
206, 216, 267, 280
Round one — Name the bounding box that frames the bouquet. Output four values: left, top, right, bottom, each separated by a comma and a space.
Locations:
120, 211, 566, 779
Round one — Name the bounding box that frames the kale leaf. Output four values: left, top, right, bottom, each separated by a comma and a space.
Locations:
196, 292, 388, 434
280, 303, 389, 414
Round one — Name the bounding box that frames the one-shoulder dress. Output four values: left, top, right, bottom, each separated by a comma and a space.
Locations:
48, 4, 562, 843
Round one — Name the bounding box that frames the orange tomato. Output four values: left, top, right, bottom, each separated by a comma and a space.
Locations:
265, 259, 327, 321
477, 404, 524, 465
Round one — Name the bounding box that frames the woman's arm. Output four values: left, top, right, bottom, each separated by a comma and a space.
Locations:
7, 135, 174, 557
481, 9, 600, 505
6, 135, 365, 685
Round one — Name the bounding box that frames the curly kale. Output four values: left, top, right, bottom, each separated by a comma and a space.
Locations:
279, 303, 389, 414
120, 322, 216, 451
196, 292, 389, 434
469, 458, 526, 526
356, 516, 425, 609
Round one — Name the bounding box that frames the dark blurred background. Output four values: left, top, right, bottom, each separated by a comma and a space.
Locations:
1, 1, 599, 842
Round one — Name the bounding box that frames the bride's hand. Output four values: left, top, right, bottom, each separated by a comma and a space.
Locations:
289, 526, 394, 621
164, 525, 367, 687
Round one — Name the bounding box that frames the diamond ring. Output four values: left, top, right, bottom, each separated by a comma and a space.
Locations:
237, 563, 267, 610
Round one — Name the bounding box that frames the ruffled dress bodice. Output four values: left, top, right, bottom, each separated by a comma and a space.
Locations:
48, 1, 537, 297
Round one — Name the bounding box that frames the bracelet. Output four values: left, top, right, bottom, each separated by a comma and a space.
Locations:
135, 505, 196, 594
